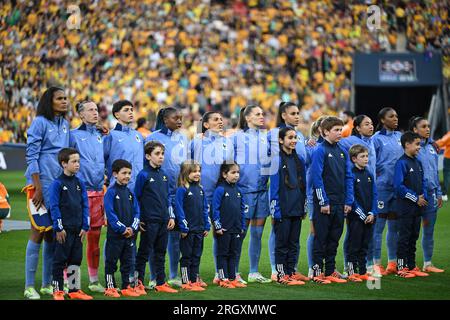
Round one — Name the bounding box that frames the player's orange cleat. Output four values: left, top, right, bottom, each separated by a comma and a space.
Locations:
396, 268, 416, 278
213, 276, 220, 285
181, 282, 205, 292
121, 286, 140, 297
386, 262, 397, 275
291, 272, 309, 282
409, 267, 429, 277
358, 273, 376, 281
325, 272, 348, 283
373, 264, 388, 276
230, 279, 247, 288
134, 280, 147, 296
53, 291, 65, 300
104, 288, 120, 298
218, 279, 235, 288
271, 273, 278, 281
155, 283, 178, 293
68, 290, 93, 300
196, 276, 208, 287
312, 273, 332, 284
423, 264, 444, 273
347, 274, 363, 282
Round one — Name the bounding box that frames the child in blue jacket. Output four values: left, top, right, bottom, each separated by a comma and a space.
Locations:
394, 132, 430, 278
310, 117, 354, 284
212, 162, 247, 289
103, 159, 141, 298
269, 127, 307, 286
175, 160, 211, 291
49, 148, 91, 300
345, 145, 377, 282
134, 141, 177, 294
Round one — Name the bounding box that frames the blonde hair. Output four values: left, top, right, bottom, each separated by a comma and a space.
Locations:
310, 115, 330, 138
178, 160, 201, 188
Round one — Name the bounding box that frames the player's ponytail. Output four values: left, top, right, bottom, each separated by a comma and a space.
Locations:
201, 111, 222, 134
238, 105, 260, 130
276, 101, 298, 127
376, 107, 395, 131
155, 107, 177, 131
408, 116, 426, 131
351, 115, 369, 136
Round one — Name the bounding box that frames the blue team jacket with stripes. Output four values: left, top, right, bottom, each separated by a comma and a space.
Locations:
394, 154, 427, 213
175, 183, 211, 233
351, 166, 378, 221
49, 173, 90, 232
310, 139, 354, 207
269, 151, 306, 220
212, 182, 247, 233
372, 129, 403, 193
69, 123, 105, 191
134, 165, 174, 223
190, 131, 234, 204
104, 183, 140, 237
103, 123, 144, 192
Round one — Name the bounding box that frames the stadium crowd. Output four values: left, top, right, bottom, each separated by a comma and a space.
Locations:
0, 0, 448, 143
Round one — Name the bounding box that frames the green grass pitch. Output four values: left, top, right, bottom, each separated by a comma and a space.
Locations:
1, 170, 449, 300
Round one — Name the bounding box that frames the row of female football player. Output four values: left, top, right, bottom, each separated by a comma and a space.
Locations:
23, 86, 443, 299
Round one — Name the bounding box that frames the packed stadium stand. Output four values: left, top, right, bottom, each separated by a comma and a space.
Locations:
0, 0, 448, 143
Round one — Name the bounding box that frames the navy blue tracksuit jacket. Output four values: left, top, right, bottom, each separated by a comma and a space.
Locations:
269, 151, 306, 277
134, 165, 175, 284
175, 183, 211, 283
104, 183, 140, 289
212, 181, 246, 280
310, 139, 354, 276
394, 153, 427, 270
49, 173, 90, 293
347, 166, 378, 275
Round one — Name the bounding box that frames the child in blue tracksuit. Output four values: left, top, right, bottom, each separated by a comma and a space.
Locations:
394, 132, 429, 278
338, 115, 377, 275
49, 148, 91, 300
212, 162, 247, 288
175, 160, 211, 291
310, 117, 354, 284
410, 117, 444, 273
371, 107, 403, 275
269, 127, 307, 285
134, 141, 178, 293
146, 107, 189, 286
267, 102, 308, 281
103, 160, 141, 298
190, 111, 234, 283
346, 145, 377, 282
233, 105, 272, 284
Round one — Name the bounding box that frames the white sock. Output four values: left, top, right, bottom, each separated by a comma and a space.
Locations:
424, 261, 432, 267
